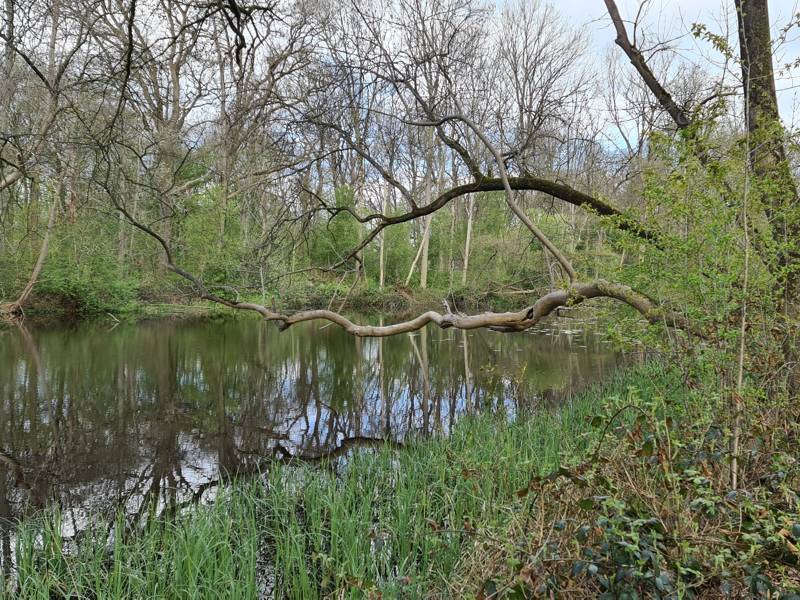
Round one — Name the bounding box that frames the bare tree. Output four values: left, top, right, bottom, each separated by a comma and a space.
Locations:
92, 0, 697, 338
0, 0, 91, 317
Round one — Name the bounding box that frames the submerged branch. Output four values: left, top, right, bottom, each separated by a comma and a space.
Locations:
271, 436, 404, 464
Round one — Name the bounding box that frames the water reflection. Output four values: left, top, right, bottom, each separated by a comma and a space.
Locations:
0, 316, 616, 554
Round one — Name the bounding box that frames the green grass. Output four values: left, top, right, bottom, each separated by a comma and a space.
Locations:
3, 363, 694, 599
259, 363, 689, 597
9, 490, 261, 599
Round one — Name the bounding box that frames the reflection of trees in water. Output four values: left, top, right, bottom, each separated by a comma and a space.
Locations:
0, 318, 617, 538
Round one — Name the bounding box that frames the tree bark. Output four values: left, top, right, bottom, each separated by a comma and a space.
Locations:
735, 0, 800, 311
603, 0, 690, 128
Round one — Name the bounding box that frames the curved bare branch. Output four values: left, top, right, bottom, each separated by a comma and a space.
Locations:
200, 279, 699, 338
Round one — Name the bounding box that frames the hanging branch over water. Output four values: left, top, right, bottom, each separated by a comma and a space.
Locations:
227, 280, 699, 337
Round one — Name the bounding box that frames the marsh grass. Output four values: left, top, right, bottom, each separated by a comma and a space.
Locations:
4, 363, 699, 599
262, 364, 682, 598
8, 488, 262, 599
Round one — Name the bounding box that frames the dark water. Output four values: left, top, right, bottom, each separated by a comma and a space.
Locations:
0, 316, 616, 546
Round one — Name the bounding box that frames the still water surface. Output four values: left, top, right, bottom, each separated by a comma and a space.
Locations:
0, 316, 617, 547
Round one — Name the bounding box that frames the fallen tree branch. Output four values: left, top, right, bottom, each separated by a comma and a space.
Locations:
448, 104, 578, 282
99, 171, 696, 339
198, 279, 701, 338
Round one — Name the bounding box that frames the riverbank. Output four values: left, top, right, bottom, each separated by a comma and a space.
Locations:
5, 361, 799, 598
6, 281, 570, 326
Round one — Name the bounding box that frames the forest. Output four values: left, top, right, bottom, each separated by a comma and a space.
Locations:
1, 0, 799, 597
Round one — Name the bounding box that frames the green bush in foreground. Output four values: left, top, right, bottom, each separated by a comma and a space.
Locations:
5, 363, 799, 599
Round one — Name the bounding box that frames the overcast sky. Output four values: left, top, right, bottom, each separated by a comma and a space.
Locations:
554, 0, 800, 125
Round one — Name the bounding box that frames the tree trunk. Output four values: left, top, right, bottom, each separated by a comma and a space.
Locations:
735, 0, 800, 310
215, 36, 230, 248
461, 196, 474, 286
733, 0, 800, 398
405, 216, 432, 287
419, 131, 435, 289
420, 218, 430, 288
404, 129, 437, 289
379, 187, 388, 289
117, 176, 129, 268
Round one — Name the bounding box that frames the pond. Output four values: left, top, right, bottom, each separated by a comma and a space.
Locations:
0, 315, 617, 563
